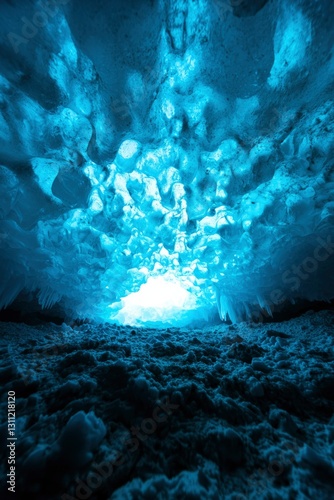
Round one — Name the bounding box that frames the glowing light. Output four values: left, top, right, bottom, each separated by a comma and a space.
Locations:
112, 275, 199, 326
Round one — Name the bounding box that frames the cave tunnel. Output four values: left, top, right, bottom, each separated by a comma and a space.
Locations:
0, 0, 334, 498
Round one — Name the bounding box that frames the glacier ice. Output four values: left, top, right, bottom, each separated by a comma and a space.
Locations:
0, 0, 334, 325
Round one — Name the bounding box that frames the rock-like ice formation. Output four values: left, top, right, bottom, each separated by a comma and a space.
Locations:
0, 0, 334, 324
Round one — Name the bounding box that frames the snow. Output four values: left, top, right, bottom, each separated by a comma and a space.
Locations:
0, 309, 333, 498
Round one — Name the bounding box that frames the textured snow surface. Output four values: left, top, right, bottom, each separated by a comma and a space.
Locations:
0, 310, 333, 498
1, 0, 334, 324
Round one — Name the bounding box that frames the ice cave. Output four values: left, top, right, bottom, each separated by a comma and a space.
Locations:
0, 0, 334, 498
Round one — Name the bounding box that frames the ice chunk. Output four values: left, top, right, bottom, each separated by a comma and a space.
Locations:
32, 159, 62, 204
116, 140, 141, 171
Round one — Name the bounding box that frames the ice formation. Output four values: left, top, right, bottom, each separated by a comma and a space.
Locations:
1, 0, 334, 325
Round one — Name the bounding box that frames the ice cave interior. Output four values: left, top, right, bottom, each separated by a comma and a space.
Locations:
1, 3, 334, 500
1, 0, 334, 327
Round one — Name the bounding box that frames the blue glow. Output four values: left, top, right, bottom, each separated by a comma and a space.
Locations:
0, 0, 333, 327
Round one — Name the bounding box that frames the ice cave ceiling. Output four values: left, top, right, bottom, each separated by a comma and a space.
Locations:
0, 0, 334, 326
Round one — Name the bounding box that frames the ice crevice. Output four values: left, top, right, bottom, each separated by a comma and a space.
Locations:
0, 0, 334, 325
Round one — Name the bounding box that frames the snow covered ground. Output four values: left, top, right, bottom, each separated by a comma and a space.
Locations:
0, 310, 333, 499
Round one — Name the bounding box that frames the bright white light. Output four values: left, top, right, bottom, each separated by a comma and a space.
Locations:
112, 275, 200, 326
132, 277, 188, 308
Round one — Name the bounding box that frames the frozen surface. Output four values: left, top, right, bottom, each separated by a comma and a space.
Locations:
0, 0, 334, 324
0, 310, 333, 498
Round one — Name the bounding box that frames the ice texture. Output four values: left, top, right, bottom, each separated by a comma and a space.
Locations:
0, 0, 334, 324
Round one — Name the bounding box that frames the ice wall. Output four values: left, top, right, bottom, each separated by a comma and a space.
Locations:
0, 0, 334, 324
